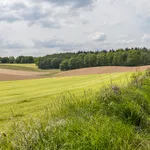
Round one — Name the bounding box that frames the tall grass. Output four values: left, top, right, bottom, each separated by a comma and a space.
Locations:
0, 70, 150, 149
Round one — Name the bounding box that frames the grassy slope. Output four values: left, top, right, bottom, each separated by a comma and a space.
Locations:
0, 64, 39, 71
0, 73, 129, 129
0, 72, 150, 149
0, 64, 60, 73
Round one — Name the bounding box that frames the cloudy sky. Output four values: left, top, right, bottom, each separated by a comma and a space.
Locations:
0, 0, 150, 56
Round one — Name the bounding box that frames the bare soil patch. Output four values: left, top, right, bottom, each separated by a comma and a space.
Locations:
0, 68, 45, 76
56, 66, 150, 77
1, 66, 150, 81
0, 69, 45, 81
0, 74, 41, 81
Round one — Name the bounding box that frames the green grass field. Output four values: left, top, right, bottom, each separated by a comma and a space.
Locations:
0, 72, 130, 130
0, 64, 38, 71
0, 64, 60, 73
1, 70, 150, 149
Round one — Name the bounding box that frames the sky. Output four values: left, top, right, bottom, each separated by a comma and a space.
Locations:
0, 0, 150, 57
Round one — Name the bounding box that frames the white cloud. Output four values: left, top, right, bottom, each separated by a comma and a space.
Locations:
116, 40, 134, 44
142, 34, 150, 42
0, 0, 150, 56
117, 34, 128, 39
89, 32, 106, 41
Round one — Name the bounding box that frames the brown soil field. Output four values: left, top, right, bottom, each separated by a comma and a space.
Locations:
0, 74, 41, 81
1, 66, 150, 81
0, 69, 44, 81
56, 66, 150, 77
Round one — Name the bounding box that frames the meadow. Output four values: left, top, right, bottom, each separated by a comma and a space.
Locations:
0, 64, 60, 73
0, 64, 39, 71
0, 72, 129, 130
0, 70, 150, 149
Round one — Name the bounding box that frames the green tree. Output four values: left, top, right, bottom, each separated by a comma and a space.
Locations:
1, 57, 9, 63
16, 56, 24, 63
140, 52, 150, 65
60, 59, 69, 71
112, 53, 120, 66
107, 52, 114, 66
127, 51, 141, 66
68, 57, 78, 69
96, 53, 107, 66
35, 57, 41, 66
9, 56, 15, 64
21, 57, 29, 64
84, 54, 97, 67
76, 54, 86, 68
38, 58, 52, 69
51, 58, 60, 69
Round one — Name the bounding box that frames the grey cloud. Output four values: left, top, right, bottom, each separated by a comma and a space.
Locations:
0, 3, 59, 28
0, 2, 50, 22
39, 19, 62, 28
72, 0, 96, 8
0, 2, 66, 28
28, 19, 63, 29
82, 19, 90, 25
2, 43, 26, 49
0, 38, 26, 49
0, 14, 20, 22
10, 2, 27, 10
0, 0, 95, 28
0, 2, 26, 22
33, 38, 83, 50
20, 6, 50, 21
36, 0, 96, 8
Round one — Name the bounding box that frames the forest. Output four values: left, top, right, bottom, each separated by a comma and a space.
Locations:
1, 47, 150, 71
37, 47, 150, 70
0, 56, 34, 64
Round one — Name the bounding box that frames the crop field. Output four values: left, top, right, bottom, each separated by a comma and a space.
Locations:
0, 72, 130, 130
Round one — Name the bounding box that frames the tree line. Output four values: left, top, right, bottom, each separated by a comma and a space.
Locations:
0, 56, 35, 64
36, 47, 150, 71
1, 47, 150, 70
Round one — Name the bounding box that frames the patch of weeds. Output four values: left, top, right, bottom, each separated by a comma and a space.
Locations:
17, 99, 32, 104
14, 114, 24, 118
9, 114, 24, 120
0, 117, 8, 122
9, 108, 24, 119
